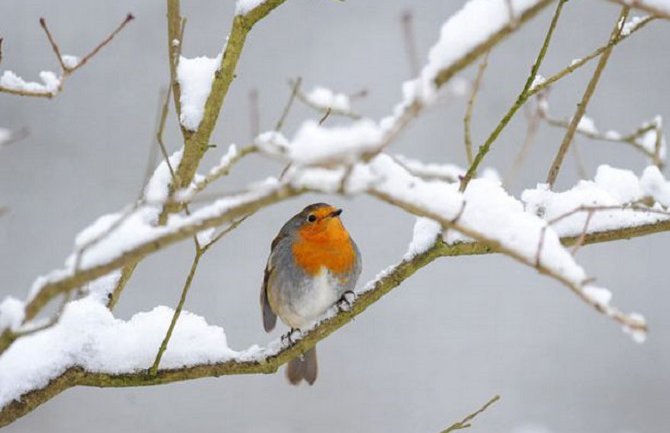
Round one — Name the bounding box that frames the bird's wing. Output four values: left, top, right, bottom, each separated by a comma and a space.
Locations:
260, 233, 284, 332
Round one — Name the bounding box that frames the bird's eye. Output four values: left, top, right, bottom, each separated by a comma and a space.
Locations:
307, 214, 317, 223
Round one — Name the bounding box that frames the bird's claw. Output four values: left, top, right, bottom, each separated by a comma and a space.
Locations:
337, 290, 356, 312
281, 328, 302, 346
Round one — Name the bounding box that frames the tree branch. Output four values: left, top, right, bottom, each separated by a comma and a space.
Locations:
545, 6, 629, 188
459, 0, 567, 191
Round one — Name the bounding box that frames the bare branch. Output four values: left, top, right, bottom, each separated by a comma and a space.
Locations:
463, 52, 489, 166
545, 6, 630, 188
0, 13, 133, 98
607, 0, 670, 19
440, 395, 500, 433
38, 18, 68, 72
248, 88, 260, 138
460, 0, 568, 191
275, 78, 302, 131
401, 10, 420, 77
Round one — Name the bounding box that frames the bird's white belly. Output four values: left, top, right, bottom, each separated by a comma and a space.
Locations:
283, 267, 339, 329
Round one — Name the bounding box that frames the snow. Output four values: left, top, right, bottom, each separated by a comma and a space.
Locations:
0, 297, 25, 331
583, 285, 612, 306
530, 73, 546, 91
405, 218, 442, 259
255, 130, 289, 158
522, 165, 670, 238
0, 70, 60, 95
61, 54, 80, 69
636, 117, 666, 160
0, 128, 11, 146
393, 154, 464, 182
623, 312, 647, 344
621, 16, 647, 36
85, 271, 122, 305
593, 165, 642, 203
235, 0, 266, 15
414, 0, 540, 101
144, 150, 183, 203
360, 154, 586, 284
0, 298, 238, 408
604, 130, 622, 140
576, 115, 598, 135
304, 86, 351, 112
640, 166, 670, 207
634, 0, 670, 14
288, 120, 383, 166
177, 53, 223, 130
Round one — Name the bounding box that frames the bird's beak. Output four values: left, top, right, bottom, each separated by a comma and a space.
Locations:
329, 208, 343, 218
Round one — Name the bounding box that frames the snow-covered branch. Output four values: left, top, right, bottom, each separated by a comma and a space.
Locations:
0, 14, 133, 98
1, 0, 668, 427
607, 0, 670, 19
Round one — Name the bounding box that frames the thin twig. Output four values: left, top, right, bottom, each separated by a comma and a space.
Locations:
294, 86, 361, 120
571, 210, 594, 254
319, 107, 332, 125
38, 18, 67, 72
248, 88, 260, 139
464, 52, 489, 166
440, 395, 501, 433
545, 6, 630, 188
149, 247, 202, 375
401, 10, 420, 77
275, 77, 302, 131
531, 16, 654, 97
0, 14, 134, 98
459, 0, 568, 191
69, 13, 135, 73
543, 114, 664, 168
571, 141, 589, 179
505, 95, 544, 187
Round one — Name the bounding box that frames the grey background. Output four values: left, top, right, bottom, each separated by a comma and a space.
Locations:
1, 1, 669, 432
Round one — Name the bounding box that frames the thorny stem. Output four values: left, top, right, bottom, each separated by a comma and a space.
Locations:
545, 6, 630, 188
459, 0, 568, 192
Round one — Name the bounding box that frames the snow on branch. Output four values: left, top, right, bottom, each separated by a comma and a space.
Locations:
2, 0, 669, 426
608, 0, 670, 19
0, 14, 133, 98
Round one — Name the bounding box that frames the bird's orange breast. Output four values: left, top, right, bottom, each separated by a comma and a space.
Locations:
292, 220, 355, 276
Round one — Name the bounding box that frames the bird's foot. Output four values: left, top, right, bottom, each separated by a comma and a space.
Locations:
337, 290, 357, 312
281, 328, 302, 346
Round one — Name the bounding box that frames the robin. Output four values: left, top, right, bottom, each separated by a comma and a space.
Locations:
260, 203, 362, 385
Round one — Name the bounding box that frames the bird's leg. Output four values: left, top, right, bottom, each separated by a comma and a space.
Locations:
337, 290, 357, 312
281, 328, 302, 346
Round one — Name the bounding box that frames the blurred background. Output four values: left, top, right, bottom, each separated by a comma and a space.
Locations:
1, 1, 669, 432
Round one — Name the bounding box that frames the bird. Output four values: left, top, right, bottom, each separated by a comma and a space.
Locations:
260, 203, 362, 385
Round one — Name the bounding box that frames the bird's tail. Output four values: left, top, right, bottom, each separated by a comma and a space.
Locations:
286, 346, 318, 385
